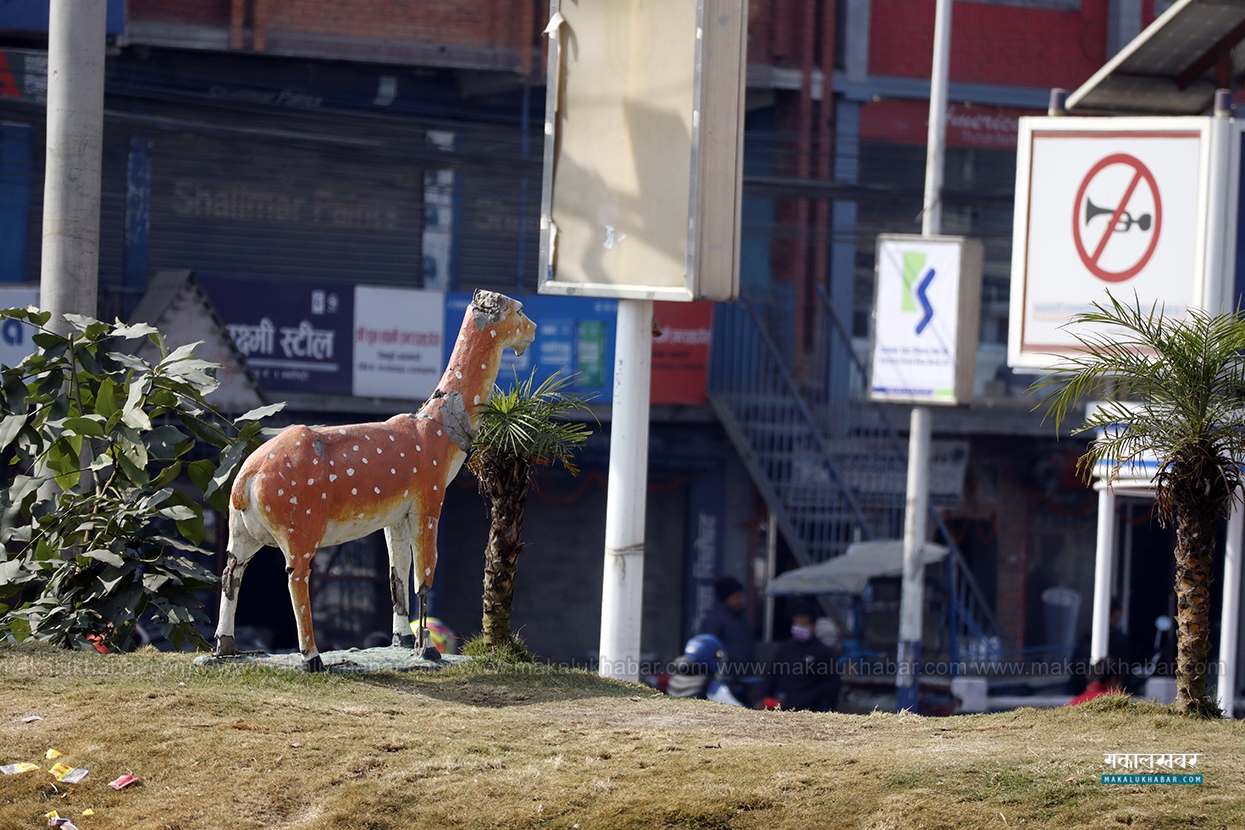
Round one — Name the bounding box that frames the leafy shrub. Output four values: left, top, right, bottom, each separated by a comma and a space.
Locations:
0, 308, 282, 652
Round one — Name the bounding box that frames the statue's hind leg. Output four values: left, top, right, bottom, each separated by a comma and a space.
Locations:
215, 522, 263, 657
383, 515, 416, 648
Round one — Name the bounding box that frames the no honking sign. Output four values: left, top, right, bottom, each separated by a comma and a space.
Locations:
1010, 121, 1207, 369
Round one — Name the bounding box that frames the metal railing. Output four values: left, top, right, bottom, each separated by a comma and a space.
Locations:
707, 290, 1001, 655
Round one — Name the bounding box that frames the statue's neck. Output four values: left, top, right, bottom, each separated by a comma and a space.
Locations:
429, 316, 505, 430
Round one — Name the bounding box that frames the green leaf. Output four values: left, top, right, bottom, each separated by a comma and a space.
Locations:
168, 492, 205, 546
47, 440, 81, 492
144, 425, 187, 460
63, 415, 106, 437
112, 321, 160, 340
236, 402, 286, 422
187, 458, 215, 492
177, 412, 230, 449
95, 377, 120, 419
31, 332, 65, 350
151, 460, 183, 490
107, 352, 150, 372
0, 413, 27, 452
158, 505, 196, 522
62, 313, 103, 334
204, 440, 249, 514
121, 378, 152, 431
82, 549, 126, 567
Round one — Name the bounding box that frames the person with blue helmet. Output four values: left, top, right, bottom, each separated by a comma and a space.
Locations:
665, 634, 744, 706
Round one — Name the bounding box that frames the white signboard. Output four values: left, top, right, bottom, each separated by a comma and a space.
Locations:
352, 287, 445, 400
0, 287, 39, 369
870, 235, 981, 405
538, 0, 746, 301
1009, 117, 1212, 369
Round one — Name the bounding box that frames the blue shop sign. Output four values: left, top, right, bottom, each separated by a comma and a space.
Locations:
445, 293, 616, 402
198, 274, 354, 396
0, 0, 125, 34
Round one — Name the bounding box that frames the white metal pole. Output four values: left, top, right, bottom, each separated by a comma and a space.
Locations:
1217, 499, 1243, 718
763, 508, 777, 643
896, 0, 951, 713
920, 0, 952, 239
1204, 90, 1233, 315
598, 298, 653, 682
40, 0, 107, 332
1090, 484, 1117, 663
896, 405, 931, 711
1120, 501, 1133, 634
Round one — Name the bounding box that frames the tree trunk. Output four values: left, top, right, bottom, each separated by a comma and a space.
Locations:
1175, 477, 1225, 716
480, 454, 530, 649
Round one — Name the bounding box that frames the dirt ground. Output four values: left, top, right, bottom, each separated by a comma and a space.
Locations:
1, 643, 1242, 829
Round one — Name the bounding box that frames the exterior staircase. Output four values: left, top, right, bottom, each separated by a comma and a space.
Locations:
707, 293, 1001, 654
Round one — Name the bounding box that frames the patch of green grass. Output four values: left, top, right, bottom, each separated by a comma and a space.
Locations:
459, 630, 535, 663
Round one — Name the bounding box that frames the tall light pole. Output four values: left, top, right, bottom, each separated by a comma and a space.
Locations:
40, 0, 107, 332
896, 0, 952, 713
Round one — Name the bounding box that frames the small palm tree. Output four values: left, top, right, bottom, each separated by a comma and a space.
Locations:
469, 371, 593, 651
1040, 293, 1245, 717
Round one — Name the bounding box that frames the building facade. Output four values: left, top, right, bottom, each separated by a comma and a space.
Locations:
0, 0, 1206, 676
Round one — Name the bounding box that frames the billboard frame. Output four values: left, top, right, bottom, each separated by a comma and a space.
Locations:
537, 0, 747, 303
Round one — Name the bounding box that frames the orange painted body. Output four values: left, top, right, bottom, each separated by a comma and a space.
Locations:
215, 291, 536, 669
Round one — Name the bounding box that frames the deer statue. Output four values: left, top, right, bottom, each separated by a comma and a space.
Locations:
214, 290, 536, 671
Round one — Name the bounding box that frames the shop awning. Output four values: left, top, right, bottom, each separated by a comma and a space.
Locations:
766, 540, 949, 596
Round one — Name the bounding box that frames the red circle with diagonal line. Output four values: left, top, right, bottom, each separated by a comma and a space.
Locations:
1072, 153, 1162, 283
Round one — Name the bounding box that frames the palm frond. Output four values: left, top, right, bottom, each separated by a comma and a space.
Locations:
471, 369, 594, 472
1034, 291, 1245, 494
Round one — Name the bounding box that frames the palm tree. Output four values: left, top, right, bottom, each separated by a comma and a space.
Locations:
469, 371, 593, 650
1040, 293, 1245, 717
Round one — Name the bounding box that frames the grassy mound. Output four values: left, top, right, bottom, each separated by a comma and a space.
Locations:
1, 642, 1243, 829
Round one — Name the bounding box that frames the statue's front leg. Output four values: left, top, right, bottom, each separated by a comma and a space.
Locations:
413, 515, 441, 661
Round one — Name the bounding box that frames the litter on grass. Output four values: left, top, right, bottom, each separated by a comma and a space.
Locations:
22, 715, 42, 723
48, 763, 88, 784
108, 774, 137, 790
47, 819, 78, 830
45, 748, 63, 760
0, 762, 38, 774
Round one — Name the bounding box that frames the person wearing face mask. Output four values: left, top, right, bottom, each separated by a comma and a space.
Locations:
759, 600, 843, 712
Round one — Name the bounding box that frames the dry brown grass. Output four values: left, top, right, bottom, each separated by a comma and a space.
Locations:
1, 642, 1243, 829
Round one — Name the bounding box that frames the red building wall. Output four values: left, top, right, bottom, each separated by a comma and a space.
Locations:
130, 0, 230, 26
869, 0, 1112, 90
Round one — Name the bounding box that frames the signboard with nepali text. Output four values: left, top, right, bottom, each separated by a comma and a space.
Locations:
199, 280, 712, 405
353, 287, 444, 400
199, 274, 354, 396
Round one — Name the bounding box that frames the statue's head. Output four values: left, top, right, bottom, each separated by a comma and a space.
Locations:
470, 290, 536, 356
